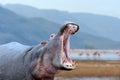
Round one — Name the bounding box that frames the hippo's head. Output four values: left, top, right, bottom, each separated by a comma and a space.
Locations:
42, 22, 79, 71
31, 22, 79, 79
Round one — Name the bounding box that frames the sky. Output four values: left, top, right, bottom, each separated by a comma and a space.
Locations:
0, 0, 120, 18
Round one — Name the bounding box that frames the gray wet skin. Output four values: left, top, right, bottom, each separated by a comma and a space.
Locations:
0, 22, 79, 80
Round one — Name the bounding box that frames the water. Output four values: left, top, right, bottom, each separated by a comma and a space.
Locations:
71, 52, 120, 60
55, 77, 120, 80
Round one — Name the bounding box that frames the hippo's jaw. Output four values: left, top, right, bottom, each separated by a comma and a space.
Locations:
53, 23, 79, 70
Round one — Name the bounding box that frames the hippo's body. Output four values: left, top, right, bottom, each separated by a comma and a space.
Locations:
0, 42, 33, 80
0, 23, 79, 80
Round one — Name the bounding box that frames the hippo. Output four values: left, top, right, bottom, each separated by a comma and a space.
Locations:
40, 34, 56, 46
0, 22, 79, 80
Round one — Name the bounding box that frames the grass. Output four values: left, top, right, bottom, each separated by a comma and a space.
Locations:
56, 60, 120, 77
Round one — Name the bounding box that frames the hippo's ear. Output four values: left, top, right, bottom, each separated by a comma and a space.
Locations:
40, 41, 47, 46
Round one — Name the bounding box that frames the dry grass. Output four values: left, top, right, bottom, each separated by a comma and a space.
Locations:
56, 60, 120, 77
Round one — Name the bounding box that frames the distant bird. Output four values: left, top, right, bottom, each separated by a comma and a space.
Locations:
86, 53, 90, 60
93, 52, 100, 60
79, 53, 83, 56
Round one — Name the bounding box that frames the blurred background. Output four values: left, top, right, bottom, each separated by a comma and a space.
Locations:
0, 0, 120, 80
0, 0, 120, 49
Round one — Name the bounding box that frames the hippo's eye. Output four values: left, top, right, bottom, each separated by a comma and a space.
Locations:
51, 35, 53, 37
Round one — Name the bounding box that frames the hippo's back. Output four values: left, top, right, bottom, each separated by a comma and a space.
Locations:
0, 42, 30, 64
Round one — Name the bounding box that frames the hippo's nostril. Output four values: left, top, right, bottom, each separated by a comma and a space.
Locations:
61, 63, 76, 70
66, 65, 69, 67
65, 64, 74, 67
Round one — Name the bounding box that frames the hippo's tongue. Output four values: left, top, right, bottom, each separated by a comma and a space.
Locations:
64, 35, 72, 63
64, 23, 78, 62
61, 24, 78, 70
63, 37, 75, 70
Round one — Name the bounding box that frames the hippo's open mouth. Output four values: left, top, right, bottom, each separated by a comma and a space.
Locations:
60, 23, 79, 70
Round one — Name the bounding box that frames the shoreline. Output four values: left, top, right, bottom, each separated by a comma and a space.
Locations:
56, 60, 120, 77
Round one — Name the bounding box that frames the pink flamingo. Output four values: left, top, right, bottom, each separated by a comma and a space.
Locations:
79, 53, 83, 56
93, 52, 97, 60
86, 53, 90, 60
